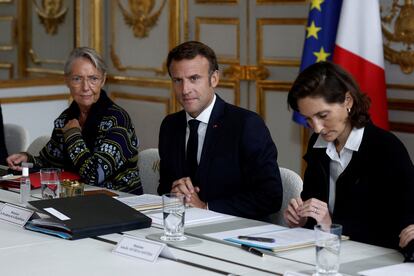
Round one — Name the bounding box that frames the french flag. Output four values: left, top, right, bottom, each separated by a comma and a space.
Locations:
333, 0, 389, 130
296, 0, 389, 130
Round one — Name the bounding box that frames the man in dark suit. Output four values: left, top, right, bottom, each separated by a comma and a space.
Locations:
158, 41, 283, 220
0, 105, 8, 165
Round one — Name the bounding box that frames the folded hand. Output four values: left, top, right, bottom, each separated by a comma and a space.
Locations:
299, 198, 331, 227
171, 177, 206, 209
400, 224, 414, 248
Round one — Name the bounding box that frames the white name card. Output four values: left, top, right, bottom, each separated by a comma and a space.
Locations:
113, 235, 175, 263
0, 203, 34, 227
43, 207, 70, 221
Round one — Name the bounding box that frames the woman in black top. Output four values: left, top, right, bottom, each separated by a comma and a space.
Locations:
284, 61, 414, 258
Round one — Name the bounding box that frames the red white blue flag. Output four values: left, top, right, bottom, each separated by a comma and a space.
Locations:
295, 0, 388, 130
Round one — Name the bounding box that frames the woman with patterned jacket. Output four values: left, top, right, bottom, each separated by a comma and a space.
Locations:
7, 47, 142, 194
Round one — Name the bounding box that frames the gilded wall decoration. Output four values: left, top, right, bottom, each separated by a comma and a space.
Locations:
382, 0, 414, 73
32, 0, 68, 35
117, 0, 167, 38
0, 16, 15, 51
223, 65, 269, 81
0, 63, 13, 79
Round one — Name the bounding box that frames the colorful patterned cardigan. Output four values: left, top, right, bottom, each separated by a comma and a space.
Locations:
29, 91, 142, 194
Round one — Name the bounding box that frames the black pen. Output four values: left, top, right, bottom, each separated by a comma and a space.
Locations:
237, 236, 275, 243
240, 244, 263, 257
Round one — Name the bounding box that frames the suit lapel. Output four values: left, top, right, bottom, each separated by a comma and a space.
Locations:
175, 111, 188, 178
196, 95, 226, 197
199, 95, 226, 167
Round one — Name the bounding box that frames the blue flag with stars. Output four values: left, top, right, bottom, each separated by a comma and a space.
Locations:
293, 0, 343, 126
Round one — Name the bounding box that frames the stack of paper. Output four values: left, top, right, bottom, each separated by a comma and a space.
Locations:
206, 224, 317, 252
117, 194, 163, 211
148, 207, 234, 227
0, 175, 20, 181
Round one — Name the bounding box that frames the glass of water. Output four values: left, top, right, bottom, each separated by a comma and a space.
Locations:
40, 168, 61, 199
314, 224, 342, 276
161, 193, 186, 241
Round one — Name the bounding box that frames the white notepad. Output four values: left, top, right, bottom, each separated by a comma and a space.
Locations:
206, 224, 318, 252
148, 207, 234, 226
117, 194, 163, 211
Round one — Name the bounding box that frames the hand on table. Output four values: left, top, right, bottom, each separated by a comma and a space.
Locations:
299, 198, 331, 227
284, 197, 331, 228
6, 153, 29, 171
284, 197, 307, 227
400, 224, 414, 248
171, 177, 207, 209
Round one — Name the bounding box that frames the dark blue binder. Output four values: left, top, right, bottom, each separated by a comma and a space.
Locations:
25, 194, 152, 240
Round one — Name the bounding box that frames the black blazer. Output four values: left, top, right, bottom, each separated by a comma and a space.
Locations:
158, 95, 283, 220
302, 123, 414, 250
0, 105, 8, 165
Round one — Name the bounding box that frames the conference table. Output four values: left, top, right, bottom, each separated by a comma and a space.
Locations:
0, 188, 403, 276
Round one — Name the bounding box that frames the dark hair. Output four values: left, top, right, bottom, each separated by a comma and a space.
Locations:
64, 47, 107, 76
287, 61, 371, 128
166, 41, 219, 76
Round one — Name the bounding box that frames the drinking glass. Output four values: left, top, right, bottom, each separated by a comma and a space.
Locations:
314, 224, 342, 276
40, 168, 61, 199
160, 193, 186, 241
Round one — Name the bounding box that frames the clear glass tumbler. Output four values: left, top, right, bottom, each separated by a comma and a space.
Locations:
314, 224, 342, 276
40, 168, 61, 199
161, 193, 186, 241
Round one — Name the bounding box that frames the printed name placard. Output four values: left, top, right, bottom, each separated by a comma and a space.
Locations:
0, 203, 34, 227
113, 235, 175, 262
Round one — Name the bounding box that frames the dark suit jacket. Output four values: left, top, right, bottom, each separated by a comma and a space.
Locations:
0, 105, 8, 165
302, 123, 414, 250
158, 95, 283, 220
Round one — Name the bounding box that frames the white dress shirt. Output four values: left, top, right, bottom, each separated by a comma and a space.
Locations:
313, 127, 365, 213
185, 94, 216, 164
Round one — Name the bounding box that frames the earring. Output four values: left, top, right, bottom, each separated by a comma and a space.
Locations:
347, 107, 351, 113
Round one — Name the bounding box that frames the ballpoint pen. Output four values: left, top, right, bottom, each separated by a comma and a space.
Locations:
237, 236, 275, 243
240, 244, 264, 257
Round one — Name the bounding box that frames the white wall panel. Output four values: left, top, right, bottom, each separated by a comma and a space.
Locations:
3, 100, 67, 151
114, 98, 168, 151
263, 90, 302, 174
0, 85, 69, 150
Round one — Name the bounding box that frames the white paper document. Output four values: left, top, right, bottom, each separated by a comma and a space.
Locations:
148, 207, 234, 227
358, 263, 414, 276
0, 174, 20, 181
205, 224, 316, 252
117, 194, 162, 211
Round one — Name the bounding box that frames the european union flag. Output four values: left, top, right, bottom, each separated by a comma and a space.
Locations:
293, 0, 343, 126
